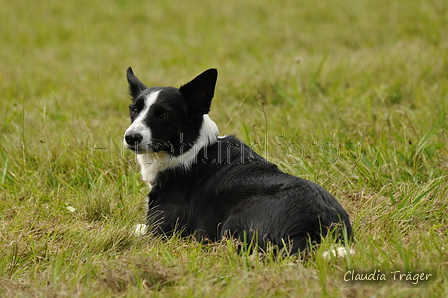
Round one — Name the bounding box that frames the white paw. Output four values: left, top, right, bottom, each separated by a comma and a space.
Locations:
322, 246, 354, 260
133, 224, 148, 236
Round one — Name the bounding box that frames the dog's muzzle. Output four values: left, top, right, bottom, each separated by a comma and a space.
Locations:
124, 132, 143, 146
124, 132, 148, 153
124, 132, 170, 153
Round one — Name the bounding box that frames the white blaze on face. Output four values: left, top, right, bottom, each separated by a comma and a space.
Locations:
123, 90, 161, 150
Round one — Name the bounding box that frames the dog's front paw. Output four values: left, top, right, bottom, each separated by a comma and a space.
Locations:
133, 224, 148, 236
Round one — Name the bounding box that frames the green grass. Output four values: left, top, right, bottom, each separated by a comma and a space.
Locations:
1, 0, 447, 296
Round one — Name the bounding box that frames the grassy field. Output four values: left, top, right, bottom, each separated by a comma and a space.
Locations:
1, 0, 447, 296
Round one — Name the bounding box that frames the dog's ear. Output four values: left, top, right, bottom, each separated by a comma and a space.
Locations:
126, 67, 147, 99
179, 69, 218, 115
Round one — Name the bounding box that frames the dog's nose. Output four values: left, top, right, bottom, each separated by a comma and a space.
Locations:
125, 132, 143, 145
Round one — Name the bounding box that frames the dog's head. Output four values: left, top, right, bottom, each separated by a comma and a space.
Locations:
123, 68, 219, 158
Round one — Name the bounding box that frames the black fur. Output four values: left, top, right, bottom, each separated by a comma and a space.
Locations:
124, 68, 352, 253
150, 135, 352, 252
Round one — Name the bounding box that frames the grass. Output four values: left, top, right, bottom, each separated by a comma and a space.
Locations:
1, 0, 447, 296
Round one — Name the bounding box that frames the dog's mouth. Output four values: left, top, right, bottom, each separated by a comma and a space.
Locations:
126, 141, 172, 154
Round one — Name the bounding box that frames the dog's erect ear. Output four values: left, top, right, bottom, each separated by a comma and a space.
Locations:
179, 69, 218, 115
126, 67, 148, 98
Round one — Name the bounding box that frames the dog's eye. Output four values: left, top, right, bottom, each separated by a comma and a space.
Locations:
131, 108, 138, 116
159, 111, 172, 119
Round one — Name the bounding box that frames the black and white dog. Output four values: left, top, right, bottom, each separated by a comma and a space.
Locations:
123, 68, 352, 254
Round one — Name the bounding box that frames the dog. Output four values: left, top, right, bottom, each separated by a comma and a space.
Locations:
123, 67, 352, 254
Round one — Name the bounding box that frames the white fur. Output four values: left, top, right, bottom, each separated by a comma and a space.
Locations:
322, 246, 355, 260
136, 114, 219, 186
133, 223, 148, 236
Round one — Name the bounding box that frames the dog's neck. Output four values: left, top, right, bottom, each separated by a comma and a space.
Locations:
137, 115, 219, 187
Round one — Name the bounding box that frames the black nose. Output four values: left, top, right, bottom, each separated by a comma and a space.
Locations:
125, 132, 143, 145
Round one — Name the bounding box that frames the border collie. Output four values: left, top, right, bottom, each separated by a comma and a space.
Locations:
123, 68, 352, 254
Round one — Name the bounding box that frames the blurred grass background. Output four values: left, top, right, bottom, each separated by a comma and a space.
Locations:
0, 0, 447, 296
